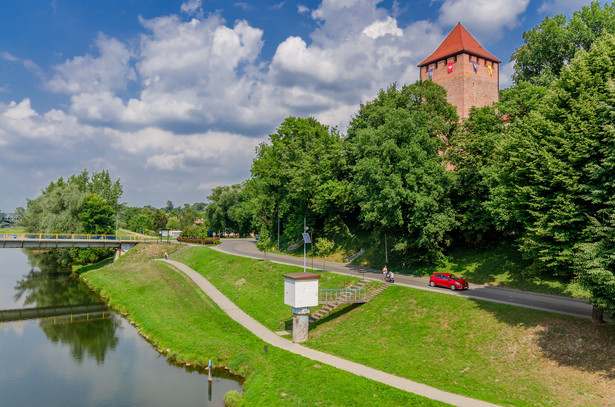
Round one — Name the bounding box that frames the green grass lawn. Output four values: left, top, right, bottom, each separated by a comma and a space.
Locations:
176, 246, 615, 407
82, 243, 444, 406
0, 226, 25, 233
179, 245, 368, 331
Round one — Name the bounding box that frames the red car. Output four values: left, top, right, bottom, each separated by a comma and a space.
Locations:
429, 273, 469, 291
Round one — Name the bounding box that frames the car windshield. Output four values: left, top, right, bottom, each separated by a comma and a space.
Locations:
448, 275, 459, 280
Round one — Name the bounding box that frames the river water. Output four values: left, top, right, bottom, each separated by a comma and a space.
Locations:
0, 249, 242, 406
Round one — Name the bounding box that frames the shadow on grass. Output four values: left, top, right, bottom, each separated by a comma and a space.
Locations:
311, 303, 363, 329
469, 297, 615, 379
282, 303, 364, 332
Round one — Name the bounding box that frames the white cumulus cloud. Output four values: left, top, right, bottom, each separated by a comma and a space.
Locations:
47, 33, 136, 94
439, 0, 530, 41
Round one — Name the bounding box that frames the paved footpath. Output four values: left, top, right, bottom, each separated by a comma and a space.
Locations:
159, 259, 500, 407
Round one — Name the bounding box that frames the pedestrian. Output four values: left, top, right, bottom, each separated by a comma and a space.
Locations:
382, 265, 388, 281
164, 251, 168, 259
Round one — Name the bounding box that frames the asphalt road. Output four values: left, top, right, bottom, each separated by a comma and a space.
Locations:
214, 238, 595, 320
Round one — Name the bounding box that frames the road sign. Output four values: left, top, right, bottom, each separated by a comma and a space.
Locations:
302, 233, 311, 244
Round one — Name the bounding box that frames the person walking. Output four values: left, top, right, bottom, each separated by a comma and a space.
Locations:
382, 265, 388, 281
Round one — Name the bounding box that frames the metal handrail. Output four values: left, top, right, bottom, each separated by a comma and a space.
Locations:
318, 288, 367, 304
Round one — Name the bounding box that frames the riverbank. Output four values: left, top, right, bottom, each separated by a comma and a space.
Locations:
82, 243, 615, 406
81, 243, 442, 406
175, 246, 615, 407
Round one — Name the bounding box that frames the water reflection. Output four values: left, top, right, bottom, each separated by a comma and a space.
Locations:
15, 250, 101, 307
0, 249, 243, 406
41, 316, 120, 364
10, 249, 120, 364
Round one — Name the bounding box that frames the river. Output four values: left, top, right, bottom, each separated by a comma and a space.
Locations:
0, 249, 242, 406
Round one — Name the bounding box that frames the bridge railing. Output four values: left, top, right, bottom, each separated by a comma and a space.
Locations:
0, 233, 140, 242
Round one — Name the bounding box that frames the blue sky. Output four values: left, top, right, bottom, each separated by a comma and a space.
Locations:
0, 0, 594, 211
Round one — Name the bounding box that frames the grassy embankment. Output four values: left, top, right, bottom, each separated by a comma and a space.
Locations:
0, 226, 25, 233
177, 246, 615, 407
82, 243, 443, 406
277, 236, 589, 299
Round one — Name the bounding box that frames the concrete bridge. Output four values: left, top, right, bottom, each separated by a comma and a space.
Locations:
0, 233, 141, 259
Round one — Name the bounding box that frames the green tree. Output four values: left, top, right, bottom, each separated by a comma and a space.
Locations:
576, 214, 615, 319
22, 178, 84, 233
488, 34, 615, 280
166, 217, 180, 230
314, 237, 335, 271
256, 228, 272, 260
512, 1, 615, 84
205, 185, 240, 232
251, 116, 349, 245
129, 208, 154, 234
79, 193, 115, 234
344, 81, 458, 264
88, 170, 123, 212
448, 106, 504, 244
498, 80, 550, 122
152, 209, 168, 231
179, 204, 198, 229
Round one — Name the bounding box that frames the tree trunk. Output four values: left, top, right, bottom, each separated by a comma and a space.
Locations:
592, 305, 604, 323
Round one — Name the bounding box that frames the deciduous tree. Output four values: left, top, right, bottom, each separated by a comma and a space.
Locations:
344, 81, 458, 263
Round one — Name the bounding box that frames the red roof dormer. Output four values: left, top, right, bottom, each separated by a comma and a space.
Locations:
418, 23, 501, 67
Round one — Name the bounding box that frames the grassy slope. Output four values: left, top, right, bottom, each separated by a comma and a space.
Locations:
177, 246, 615, 407
0, 226, 25, 233
305, 236, 590, 299
82, 243, 443, 406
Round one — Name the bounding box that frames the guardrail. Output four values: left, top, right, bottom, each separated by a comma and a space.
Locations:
0, 233, 140, 242
318, 288, 367, 304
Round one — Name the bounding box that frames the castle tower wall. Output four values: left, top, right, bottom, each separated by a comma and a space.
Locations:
418, 23, 500, 119
419, 53, 499, 119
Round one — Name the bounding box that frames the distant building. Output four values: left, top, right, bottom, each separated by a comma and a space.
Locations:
418, 23, 500, 119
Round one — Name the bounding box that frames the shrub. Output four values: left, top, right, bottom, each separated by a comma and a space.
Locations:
224, 390, 244, 407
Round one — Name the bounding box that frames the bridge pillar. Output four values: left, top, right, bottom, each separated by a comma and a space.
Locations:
113, 242, 138, 262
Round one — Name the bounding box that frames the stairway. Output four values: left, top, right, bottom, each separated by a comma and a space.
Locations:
309, 280, 389, 323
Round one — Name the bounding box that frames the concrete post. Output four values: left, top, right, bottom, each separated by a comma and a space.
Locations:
291, 307, 311, 343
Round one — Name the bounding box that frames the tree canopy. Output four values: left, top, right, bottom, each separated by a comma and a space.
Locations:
512, 1, 615, 84
251, 116, 349, 244
345, 81, 458, 263
23, 170, 122, 235
489, 34, 615, 295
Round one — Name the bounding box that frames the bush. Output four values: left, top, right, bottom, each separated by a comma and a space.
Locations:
224, 390, 243, 407
177, 237, 220, 245
179, 224, 209, 240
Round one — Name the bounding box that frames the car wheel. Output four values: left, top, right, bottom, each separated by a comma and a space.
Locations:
450, 284, 456, 291
429, 281, 435, 287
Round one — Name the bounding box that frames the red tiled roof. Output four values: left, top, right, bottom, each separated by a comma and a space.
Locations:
418, 23, 501, 67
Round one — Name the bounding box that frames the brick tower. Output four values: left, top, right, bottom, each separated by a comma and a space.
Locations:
418, 23, 500, 119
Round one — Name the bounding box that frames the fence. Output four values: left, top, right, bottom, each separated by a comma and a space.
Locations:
318, 289, 367, 304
